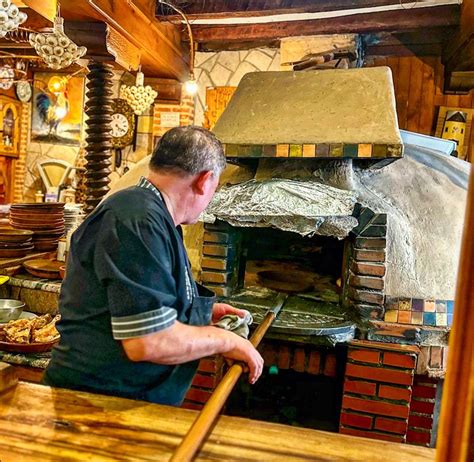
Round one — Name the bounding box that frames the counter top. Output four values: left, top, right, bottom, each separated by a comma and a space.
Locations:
0, 382, 435, 462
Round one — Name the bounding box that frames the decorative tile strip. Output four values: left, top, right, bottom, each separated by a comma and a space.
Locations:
223, 143, 403, 159
384, 297, 453, 327
8, 275, 62, 294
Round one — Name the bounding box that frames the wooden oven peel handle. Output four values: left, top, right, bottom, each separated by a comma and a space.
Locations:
170, 293, 288, 462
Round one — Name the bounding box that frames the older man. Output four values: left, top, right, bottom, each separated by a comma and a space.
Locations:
44, 126, 263, 406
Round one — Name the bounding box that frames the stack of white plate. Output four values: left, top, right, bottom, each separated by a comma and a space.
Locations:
64, 204, 85, 236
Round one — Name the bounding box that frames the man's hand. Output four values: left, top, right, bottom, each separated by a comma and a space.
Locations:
223, 334, 264, 384
212, 302, 246, 323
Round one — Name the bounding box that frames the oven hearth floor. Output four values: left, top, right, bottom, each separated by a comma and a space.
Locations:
223, 287, 355, 346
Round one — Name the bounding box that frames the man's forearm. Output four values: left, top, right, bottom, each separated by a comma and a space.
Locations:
122, 321, 236, 364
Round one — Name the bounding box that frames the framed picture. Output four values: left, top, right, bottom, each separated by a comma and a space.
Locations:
435, 106, 473, 161
31, 73, 85, 146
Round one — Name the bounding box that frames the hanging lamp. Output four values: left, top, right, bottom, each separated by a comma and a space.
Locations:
119, 69, 158, 115
0, 0, 27, 38
29, 4, 86, 70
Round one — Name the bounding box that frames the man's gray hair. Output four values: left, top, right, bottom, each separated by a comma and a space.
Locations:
149, 126, 226, 177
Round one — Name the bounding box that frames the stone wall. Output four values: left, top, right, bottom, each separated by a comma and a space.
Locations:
194, 48, 280, 127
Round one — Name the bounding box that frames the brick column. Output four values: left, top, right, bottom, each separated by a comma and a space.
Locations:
12, 102, 30, 203
340, 340, 419, 442
407, 376, 441, 447
344, 206, 387, 320
201, 221, 242, 297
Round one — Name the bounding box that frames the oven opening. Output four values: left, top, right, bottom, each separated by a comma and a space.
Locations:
225, 348, 345, 432
240, 227, 345, 303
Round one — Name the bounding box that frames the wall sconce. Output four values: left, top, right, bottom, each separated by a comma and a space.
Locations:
158, 1, 198, 96
0, 0, 27, 38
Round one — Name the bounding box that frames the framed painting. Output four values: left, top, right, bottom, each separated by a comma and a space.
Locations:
31, 73, 85, 146
435, 106, 473, 162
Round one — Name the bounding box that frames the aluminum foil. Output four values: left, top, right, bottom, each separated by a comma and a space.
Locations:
202, 179, 357, 237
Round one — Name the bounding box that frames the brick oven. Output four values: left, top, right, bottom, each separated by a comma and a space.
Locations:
180, 67, 467, 448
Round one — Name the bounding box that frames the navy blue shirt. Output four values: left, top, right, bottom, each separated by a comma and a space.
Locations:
44, 178, 209, 405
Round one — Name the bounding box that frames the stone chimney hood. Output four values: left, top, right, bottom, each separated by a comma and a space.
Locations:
213, 67, 403, 160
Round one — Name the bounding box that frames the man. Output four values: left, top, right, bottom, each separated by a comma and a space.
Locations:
44, 126, 263, 406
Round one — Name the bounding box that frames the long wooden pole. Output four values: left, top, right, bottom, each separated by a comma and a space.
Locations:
436, 163, 474, 462
170, 294, 287, 462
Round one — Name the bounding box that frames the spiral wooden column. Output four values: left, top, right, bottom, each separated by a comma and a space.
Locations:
84, 62, 114, 215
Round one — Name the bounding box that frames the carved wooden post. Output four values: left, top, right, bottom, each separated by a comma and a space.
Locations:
84, 61, 114, 215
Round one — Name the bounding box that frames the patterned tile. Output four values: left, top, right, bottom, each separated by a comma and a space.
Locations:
373, 144, 387, 158
343, 144, 358, 157
289, 144, 303, 157
447, 314, 454, 326
330, 143, 343, 157
411, 312, 423, 325
302, 144, 315, 157
385, 297, 399, 311
411, 299, 424, 312
435, 313, 448, 327
423, 312, 436, 326
398, 310, 411, 324
435, 300, 447, 313
263, 145, 277, 156
358, 144, 372, 158
398, 298, 412, 311
423, 300, 436, 312
276, 144, 289, 157
316, 144, 330, 157
384, 310, 398, 323
447, 301, 455, 314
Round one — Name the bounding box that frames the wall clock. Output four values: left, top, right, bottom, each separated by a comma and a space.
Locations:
111, 98, 135, 149
15, 81, 32, 103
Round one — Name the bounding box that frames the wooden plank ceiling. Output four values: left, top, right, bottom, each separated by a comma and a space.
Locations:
156, 0, 461, 56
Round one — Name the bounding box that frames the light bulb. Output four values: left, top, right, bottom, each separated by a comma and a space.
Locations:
184, 79, 198, 96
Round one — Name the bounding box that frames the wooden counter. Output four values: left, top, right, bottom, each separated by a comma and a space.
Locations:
0, 382, 435, 462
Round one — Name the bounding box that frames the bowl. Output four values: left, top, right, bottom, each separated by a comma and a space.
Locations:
0, 299, 25, 323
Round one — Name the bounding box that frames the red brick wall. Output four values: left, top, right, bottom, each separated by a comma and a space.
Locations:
152, 94, 195, 138
261, 342, 338, 377
182, 356, 224, 410
340, 340, 419, 442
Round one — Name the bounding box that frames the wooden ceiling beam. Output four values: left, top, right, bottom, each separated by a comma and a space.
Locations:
156, 0, 432, 20
189, 5, 460, 44
57, 0, 188, 80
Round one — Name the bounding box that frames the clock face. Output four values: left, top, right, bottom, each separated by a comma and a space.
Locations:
111, 113, 129, 137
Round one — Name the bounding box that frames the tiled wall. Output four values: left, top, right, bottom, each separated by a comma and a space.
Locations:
340, 340, 418, 443
384, 297, 454, 327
